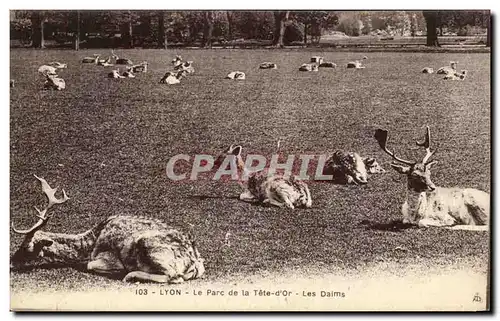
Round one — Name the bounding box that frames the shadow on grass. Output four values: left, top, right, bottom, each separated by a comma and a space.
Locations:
360, 219, 416, 232
188, 195, 240, 201
11, 263, 126, 280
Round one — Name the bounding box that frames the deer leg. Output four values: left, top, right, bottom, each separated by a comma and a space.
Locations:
239, 190, 257, 203
122, 271, 182, 283
263, 197, 287, 208
87, 251, 125, 275
417, 218, 443, 228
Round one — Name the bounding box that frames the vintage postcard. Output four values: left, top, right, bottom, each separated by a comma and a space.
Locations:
9, 9, 491, 312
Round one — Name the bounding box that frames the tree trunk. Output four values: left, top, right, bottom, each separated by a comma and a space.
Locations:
203, 11, 214, 48
158, 11, 167, 49
273, 11, 289, 48
226, 11, 233, 48
304, 23, 308, 45
74, 11, 80, 51
127, 11, 134, 49
31, 11, 44, 48
423, 11, 440, 47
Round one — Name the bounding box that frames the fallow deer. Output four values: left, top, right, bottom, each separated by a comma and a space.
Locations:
374, 126, 489, 230
43, 74, 66, 90
113, 50, 133, 65
319, 62, 337, 68
347, 61, 365, 69
436, 61, 458, 75
322, 151, 385, 185
174, 61, 195, 74
299, 63, 319, 72
38, 65, 58, 76
422, 67, 434, 74
10, 175, 205, 283
131, 62, 149, 73
214, 145, 312, 209
159, 70, 187, 84
82, 54, 100, 64
259, 62, 278, 69
225, 71, 246, 80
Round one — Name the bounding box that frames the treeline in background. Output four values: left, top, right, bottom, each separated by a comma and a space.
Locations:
9, 10, 491, 49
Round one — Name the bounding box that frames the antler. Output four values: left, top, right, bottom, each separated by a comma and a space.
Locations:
12, 175, 70, 235
374, 129, 415, 166
416, 126, 436, 164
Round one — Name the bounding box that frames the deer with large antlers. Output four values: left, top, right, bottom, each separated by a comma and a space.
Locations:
11, 175, 205, 283
374, 127, 489, 231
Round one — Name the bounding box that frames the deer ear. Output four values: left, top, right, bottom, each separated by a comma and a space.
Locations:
426, 161, 438, 169
390, 163, 411, 174
231, 146, 242, 156
363, 157, 376, 165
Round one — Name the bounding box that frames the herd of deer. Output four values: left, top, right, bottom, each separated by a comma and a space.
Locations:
10, 126, 490, 284
11, 52, 488, 286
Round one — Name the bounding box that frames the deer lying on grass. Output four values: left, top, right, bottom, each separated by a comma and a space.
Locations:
108, 69, 125, 79
131, 61, 149, 73
310, 56, 324, 64
214, 145, 312, 209
225, 71, 246, 80
174, 61, 195, 74
172, 55, 183, 67
347, 61, 365, 69
299, 63, 319, 72
374, 126, 489, 230
43, 74, 66, 90
319, 62, 337, 68
122, 68, 136, 78
436, 61, 458, 75
113, 50, 133, 65
10, 175, 205, 283
97, 56, 114, 67
259, 62, 278, 69
444, 70, 468, 81
38, 65, 58, 76
159, 70, 187, 84
82, 54, 100, 64
422, 67, 434, 74
322, 151, 385, 185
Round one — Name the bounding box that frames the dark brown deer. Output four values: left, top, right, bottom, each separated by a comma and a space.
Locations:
374, 127, 489, 231
10, 175, 205, 283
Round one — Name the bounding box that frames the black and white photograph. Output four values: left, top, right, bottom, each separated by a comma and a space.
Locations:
7, 6, 492, 312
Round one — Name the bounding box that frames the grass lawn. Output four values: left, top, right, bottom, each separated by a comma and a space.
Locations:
9, 49, 490, 302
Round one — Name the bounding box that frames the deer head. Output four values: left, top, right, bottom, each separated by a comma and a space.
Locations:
374, 126, 438, 193
214, 145, 242, 168
10, 175, 69, 269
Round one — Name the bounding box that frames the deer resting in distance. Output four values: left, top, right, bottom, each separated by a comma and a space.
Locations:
214, 145, 312, 209
10, 175, 205, 283
374, 127, 489, 230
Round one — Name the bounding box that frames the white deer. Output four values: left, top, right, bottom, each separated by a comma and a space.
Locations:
374, 126, 489, 231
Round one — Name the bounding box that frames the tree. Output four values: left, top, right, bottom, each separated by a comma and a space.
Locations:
273, 11, 290, 47
423, 11, 440, 46
294, 11, 338, 44
74, 11, 80, 50
203, 11, 214, 48
31, 11, 45, 48
226, 11, 233, 45
158, 11, 167, 49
